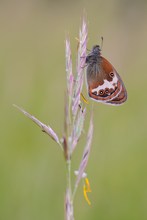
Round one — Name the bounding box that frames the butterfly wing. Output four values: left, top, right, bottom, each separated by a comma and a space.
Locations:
86, 56, 127, 105
106, 82, 127, 105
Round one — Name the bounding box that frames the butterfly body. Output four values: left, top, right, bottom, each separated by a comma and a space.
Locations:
86, 45, 127, 105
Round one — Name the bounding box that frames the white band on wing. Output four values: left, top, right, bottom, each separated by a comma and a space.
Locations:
91, 75, 118, 95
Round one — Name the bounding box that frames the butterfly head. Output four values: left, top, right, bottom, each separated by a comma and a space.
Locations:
86, 45, 101, 64
91, 45, 101, 54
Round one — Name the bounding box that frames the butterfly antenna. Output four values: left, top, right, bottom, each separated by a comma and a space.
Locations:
100, 36, 103, 50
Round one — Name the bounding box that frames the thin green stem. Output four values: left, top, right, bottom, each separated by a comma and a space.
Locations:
72, 182, 78, 202
66, 158, 74, 220
68, 97, 72, 127
66, 159, 71, 193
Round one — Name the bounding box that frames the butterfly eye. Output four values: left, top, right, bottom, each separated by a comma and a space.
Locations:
99, 90, 104, 96
109, 72, 114, 78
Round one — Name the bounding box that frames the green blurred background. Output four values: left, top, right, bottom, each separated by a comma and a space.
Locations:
1, 0, 147, 219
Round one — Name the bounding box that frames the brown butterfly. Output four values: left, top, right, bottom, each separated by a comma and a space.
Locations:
85, 45, 127, 105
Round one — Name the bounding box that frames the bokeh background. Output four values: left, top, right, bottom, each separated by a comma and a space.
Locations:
1, 0, 147, 219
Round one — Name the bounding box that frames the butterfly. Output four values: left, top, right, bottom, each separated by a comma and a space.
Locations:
85, 45, 127, 105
